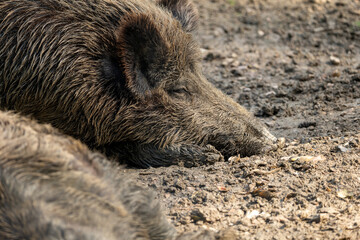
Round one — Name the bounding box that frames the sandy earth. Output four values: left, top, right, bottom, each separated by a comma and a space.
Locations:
126, 0, 360, 239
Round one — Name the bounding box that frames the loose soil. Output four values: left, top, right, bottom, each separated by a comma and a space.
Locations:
126, 0, 360, 239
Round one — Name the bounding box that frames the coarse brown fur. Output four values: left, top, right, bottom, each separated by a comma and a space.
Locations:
0, 110, 234, 240
0, 0, 277, 168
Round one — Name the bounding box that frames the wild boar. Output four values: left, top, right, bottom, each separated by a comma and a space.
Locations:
0, 0, 277, 168
0, 110, 233, 240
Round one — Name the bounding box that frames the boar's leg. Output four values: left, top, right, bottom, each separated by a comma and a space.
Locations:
104, 142, 224, 168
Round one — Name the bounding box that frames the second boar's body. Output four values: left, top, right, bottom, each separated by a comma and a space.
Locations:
0, 0, 277, 167
0, 110, 232, 239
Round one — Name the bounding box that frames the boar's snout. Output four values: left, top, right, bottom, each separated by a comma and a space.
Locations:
205, 116, 278, 159
186, 81, 278, 159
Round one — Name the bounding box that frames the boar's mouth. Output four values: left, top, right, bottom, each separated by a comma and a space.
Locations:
206, 128, 275, 159
197, 103, 277, 159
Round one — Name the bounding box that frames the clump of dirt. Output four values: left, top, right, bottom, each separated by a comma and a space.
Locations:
126, 0, 359, 239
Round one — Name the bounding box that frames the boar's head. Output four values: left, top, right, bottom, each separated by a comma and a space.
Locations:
104, 0, 277, 167
0, 0, 276, 168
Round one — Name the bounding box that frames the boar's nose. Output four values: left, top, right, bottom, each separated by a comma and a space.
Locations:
261, 126, 277, 143
260, 127, 287, 154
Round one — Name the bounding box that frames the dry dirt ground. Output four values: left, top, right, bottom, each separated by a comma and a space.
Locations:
126, 0, 360, 239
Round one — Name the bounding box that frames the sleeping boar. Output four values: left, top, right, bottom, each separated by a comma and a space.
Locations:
0, 110, 233, 240
0, 0, 277, 167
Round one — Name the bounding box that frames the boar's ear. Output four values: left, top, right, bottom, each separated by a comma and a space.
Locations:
115, 14, 169, 98
158, 0, 199, 32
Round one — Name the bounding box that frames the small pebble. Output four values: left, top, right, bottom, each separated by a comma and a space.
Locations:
246, 210, 260, 219
332, 70, 340, 77
258, 30, 265, 37
243, 88, 251, 92
264, 91, 276, 97
335, 145, 349, 153
330, 56, 340, 65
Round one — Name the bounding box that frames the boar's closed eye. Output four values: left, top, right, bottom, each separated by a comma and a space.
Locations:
168, 87, 190, 97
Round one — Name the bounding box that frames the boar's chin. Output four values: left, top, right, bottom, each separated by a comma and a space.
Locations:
205, 135, 260, 159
